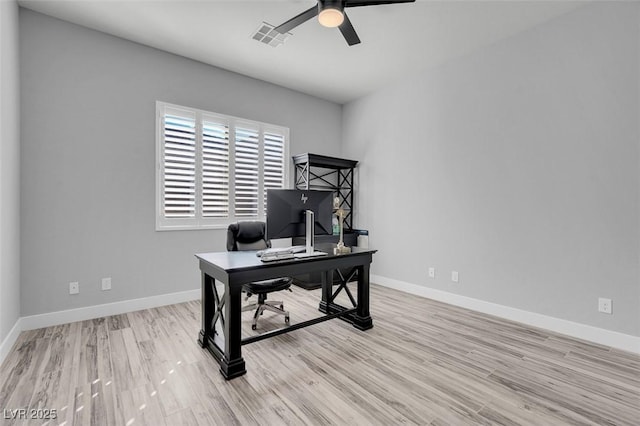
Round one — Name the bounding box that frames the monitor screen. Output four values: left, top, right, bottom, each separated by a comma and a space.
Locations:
266, 189, 333, 241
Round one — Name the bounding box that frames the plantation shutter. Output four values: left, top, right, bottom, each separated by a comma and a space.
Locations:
263, 130, 286, 213
157, 102, 289, 230
234, 126, 260, 217
202, 119, 230, 218
162, 112, 196, 218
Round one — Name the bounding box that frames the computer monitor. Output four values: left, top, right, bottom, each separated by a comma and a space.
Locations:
266, 189, 333, 249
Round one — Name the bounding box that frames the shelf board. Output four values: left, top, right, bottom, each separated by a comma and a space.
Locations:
293, 153, 358, 170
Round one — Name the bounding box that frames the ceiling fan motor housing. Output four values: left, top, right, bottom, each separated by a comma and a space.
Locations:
320, 0, 344, 11
318, 0, 345, 27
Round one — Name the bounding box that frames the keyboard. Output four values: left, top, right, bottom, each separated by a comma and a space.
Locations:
260, 251, 294, 262
256, 245, 307, 257
257, 246, 327, 262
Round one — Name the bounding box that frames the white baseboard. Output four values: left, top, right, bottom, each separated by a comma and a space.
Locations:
0, 289, 200, 366
372, 274, 640, 354
20, 289, 200, 330
0, 318, 24, 366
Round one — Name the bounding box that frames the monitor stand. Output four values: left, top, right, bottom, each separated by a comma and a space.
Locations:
293, 210, 328, 259
305, 209, 314, 254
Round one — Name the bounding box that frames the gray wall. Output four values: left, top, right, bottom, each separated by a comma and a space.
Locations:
19, 9, 343, 316
0, 0, 21, 346
342, 3, 640, 336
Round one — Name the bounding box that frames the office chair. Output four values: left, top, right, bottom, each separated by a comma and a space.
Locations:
227, 221, 292, 330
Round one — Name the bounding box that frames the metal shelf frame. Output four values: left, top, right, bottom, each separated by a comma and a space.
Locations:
293, 153, 358, 231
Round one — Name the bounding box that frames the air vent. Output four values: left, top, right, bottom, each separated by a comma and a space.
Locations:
251, 22, 290, 47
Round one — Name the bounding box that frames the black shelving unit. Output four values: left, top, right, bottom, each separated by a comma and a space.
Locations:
293, 153, 358, 230
291, 153, 360, 290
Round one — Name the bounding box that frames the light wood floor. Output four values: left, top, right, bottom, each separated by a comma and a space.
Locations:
1, 283, 638, 425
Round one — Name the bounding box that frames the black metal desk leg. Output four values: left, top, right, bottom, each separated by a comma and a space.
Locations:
220, 282, 246, 379
318, 269, 333, 314
198, 272, 215, 347
352, 264, 373, 330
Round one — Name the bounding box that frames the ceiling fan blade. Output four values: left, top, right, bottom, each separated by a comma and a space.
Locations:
345, 0, 415, 7
274, 6, 318, 34
339, 13, 361, 46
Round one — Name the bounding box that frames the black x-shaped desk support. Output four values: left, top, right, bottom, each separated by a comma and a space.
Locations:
329, 267, 358, 307
210, 280, 225, 337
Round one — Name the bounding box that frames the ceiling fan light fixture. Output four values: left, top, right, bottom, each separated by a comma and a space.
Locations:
273, 0, 415, 46
318, 7, 344, 28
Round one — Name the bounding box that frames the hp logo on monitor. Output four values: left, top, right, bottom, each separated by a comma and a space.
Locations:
301, 193, 308, 204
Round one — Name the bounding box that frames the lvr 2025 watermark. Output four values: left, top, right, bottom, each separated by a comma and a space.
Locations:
3, 408, 58, 420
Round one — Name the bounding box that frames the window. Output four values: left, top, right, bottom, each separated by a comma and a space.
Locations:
156, 102, 289, 230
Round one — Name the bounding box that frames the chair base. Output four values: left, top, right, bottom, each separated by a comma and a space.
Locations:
243, 298, 290, 330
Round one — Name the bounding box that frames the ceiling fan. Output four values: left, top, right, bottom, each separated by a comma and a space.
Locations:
274, 0, 416, 46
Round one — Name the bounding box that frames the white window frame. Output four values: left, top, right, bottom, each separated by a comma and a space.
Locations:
156, 101, 290, 231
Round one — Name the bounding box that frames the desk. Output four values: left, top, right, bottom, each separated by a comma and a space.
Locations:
195, 247, 376, 380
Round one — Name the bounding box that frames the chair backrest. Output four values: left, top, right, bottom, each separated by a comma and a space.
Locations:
226, 221, 271, 252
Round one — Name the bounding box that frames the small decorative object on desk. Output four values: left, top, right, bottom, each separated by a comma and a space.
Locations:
333, 197, 352, 254
355, 229, 369, 248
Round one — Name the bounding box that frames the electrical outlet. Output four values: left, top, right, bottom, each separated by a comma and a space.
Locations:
102, 277, 112, 291
69, 282, 79, 295
428, 267, 435, 278
598, 298, 612, 314
451, 271, 459, 283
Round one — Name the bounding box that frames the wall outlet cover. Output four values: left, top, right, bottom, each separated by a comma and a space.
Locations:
102, 277, 112, 291
598, 297, 612, 314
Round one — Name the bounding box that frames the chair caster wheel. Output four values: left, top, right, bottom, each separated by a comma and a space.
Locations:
280, 305, 284, 310
285, 316, 290, 324
252, 324, 257, 330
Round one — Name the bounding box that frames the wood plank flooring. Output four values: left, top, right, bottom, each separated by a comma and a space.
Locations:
1, 284, 638, 425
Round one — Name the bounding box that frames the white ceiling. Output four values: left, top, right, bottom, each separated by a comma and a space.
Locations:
18, 0, 586, 104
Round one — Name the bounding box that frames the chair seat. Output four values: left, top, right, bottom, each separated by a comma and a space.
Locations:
243, 277, 292, 295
